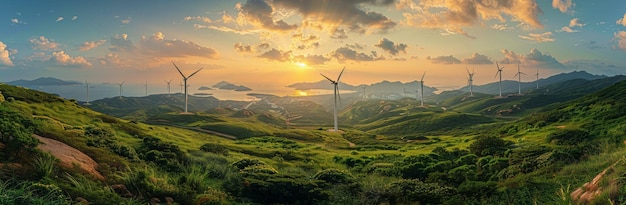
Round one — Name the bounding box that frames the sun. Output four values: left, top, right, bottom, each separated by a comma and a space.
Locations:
296, 62, 307, 68
297, 91, 308, 96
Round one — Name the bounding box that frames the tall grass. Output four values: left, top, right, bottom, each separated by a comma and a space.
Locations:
0, 179, 71, 205
33, 152, 57, 180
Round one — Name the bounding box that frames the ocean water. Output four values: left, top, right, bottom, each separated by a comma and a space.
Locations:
17, 83, 331, 102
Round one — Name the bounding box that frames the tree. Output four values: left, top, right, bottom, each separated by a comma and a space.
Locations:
469, 135, 512, 157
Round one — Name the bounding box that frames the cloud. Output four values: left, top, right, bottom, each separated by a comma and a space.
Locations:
234, 42, 270, 54
345, 43, 365, 50
331, 47, 384, 62
79, 40, 107, 51
426, 55, 461, 64
271, 0, 397, 34
614, 31, 626, 52
30, 36, 60, 51
563, 59, 620, 75
72, 16, 78, 21
499, 48, 565, 68
235, 0, 297, 32
519, 32, 555, 42
560, 18, 584, 32
50, 51, 92, 67
138, 32, 219, 59
491, 23, 513, 31
617, 14, 626, 27
56, 16, 64, 22
462, 53, 493, 64
258, 48, 292, 61
11, 18, 19, 24
98, 53, 126, 66
401, 0, 543, 37
291, 33, 319, 50
0, 41, 15, 66
121, 17, 132, 24
109, 33, 135, 52
374, 38, 407, 55
552, 0, 574, 14
577, 40, 603, 50
330, 28, 348, 39
184, 16, 212, 23
293, 54, 330, 65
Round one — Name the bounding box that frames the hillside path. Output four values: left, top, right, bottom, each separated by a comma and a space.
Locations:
35, 135, 105, 181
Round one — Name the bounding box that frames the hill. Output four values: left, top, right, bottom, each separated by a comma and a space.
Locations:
2, 78, 626, 204
5, 77, 81, 86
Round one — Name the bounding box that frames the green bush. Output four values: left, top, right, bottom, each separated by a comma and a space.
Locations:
223, 172, 328, 204
387, 179, 454, 205
199, 143, 229, 156
546, 128, 591, 145
313, 169, 355, 184
469, 135, 512, 157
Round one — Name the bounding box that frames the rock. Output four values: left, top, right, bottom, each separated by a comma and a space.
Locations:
165, 197, 174, 205
110, 184, 133, 198
75, 197, 89, 204
150, 198, 161, 205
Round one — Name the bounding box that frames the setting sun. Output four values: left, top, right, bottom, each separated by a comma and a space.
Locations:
296, 62, 307, 68
297, 91, 308, 96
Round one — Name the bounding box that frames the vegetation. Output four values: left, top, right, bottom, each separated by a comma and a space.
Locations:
1, 79, 626, 204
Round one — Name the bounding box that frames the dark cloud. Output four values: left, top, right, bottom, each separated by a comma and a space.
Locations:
499, 48, 565, 69
237, 0, 297, 32
331, 47, 384, 62
291, 33, 320, 50
138, 32, 219, 59
271, 0, 397, 33
427, 55, 461, 64
461, 53, 493, 64
346, 43, 365, 50
258, 48, 291, 61
294, 54, 330, 65
330, 28, 349, 39
374, 38, 407, 55
109, 34, 135, 52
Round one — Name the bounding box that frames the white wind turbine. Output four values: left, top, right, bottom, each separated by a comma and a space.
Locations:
494, 62, 504, 97
535, 67, 540, 89
116, 81, 125, 99
466, 67, 475, 97
419, 72, 426, 106
164, 79, 173, 95
320, 67, 345, 132
84, 81, 91, 105
172, 62, 203, 113
144, 81, 148, 96
513, 63, 526, 95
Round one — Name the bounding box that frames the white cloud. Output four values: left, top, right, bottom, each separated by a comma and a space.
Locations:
552, 0, 574, 14
56, 16, 64, 22
121, 17, 132, 24
30, 36, 60, 51
500, 48, 565, 69
519, 32, 555, 42
614, 31, 626, 52
79, 40, 107, 51
50, 51, 92, 67
11, 18, 19, 24
72, 16, 78, 21
0, 41, 15, 66
617, 14, 626, 27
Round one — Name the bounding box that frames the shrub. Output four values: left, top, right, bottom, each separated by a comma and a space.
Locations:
199, 143, 229, 156
469, 135, 512, 157
387, 179, 454, 205
313, 169, 355, 184
223, 172, 328, 204
231, 158, 266, 170
546, 128, 591, 145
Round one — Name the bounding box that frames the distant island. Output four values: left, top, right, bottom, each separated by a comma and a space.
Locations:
6, 77, 81, 86
212, 81, 252, 91
197, 86, 213, 90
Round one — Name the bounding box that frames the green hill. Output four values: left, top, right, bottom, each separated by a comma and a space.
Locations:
2, 78, 626, 204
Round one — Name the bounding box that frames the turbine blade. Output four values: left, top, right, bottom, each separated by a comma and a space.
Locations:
421, 72, 426, 81
466, 67, 470, 75
172, 62, 186, 78
188, 67, 204, 78
336, 67, 345, 82
320, 73, 334, 83
121, 80, 125, 85
494, 71, 499, 79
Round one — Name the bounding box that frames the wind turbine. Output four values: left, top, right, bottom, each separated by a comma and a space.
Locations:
494, 62, 504, 97
362, 86, 366, 99
513, 63, 526, 95
144, 81, 148, 96
116, 81, 125, 99
164, 79, 173, 95
535, 67, 539, 89
419, 72, 426, 106
320, 67, 345, 132
84, 81, 91, 105
179, 81, 183, 93
466, 67, 475, 97
172, 62, 203, 113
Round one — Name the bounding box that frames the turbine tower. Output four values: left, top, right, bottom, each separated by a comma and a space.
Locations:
535, 67, 539, 89
419, 72, 426, 106
320, 67, 345, 132
494, 62, 504, 97
172, 62, 203, 113
164, 79, 173, 95
84, 81, 91, 105
466, 67, 475, 97
513, 63, 526, 95
144, 81, 148, 96
116, 81, 125, 99
362, 86, 366, 99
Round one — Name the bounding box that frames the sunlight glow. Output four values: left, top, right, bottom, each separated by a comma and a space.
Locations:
296, 62, 307, 68
297, 91, 308, 96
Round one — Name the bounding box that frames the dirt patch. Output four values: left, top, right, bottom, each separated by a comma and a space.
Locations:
35, 135, 104, 181
570, 161, 620, 204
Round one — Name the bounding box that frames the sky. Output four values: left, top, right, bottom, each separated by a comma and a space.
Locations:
1, 0, 626, 92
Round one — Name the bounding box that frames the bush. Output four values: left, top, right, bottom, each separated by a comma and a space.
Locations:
199, 143, 229, 156
469, 135, 512, 157
313, 169, 355, 184
231, 158, 267, 170
546, 128, 591, 145
387, 179, 454, 205
223, 172, 328, 204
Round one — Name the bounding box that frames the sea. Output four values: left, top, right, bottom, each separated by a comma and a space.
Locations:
17, 83, 343, 102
